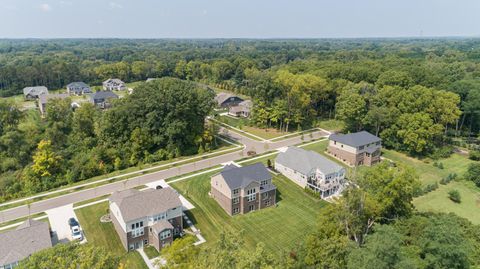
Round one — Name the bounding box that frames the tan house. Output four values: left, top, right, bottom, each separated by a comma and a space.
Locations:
109, 188, 183, 252
210, 163, 276, 216
327, 131, 381, 166
228, 100, 252, 118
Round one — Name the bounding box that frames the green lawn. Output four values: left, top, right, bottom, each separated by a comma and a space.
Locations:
143, 245, 160, 259
316, 119, 345, 132
382, 149, 474, 186
75, 202, 147, 269
170, 171, 328, 255
414, 180, 480, 225
217, 115, 293, 140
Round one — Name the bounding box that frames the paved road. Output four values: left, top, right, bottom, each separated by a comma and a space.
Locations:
0, 128, 328, 224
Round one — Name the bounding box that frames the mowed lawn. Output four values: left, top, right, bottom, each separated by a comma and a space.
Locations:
217, 115, 293, 140
75, 202, 147, 269
414, 180, 480, 224
170, 171, 328, 255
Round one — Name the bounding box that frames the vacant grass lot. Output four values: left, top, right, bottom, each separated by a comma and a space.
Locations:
217, 115, 292, 140
75, 202, 147, 269
414, 180, 480, 224
170, 171, 328, 255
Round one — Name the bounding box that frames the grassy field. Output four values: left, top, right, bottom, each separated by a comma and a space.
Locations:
316, 119, 345, 132
75, 202, 147, 269
414, 180, 480, 224
217, 115, 293, 140
170, 171, 328, 255
143, 245, 160, 259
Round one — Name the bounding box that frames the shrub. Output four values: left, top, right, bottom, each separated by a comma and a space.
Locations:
430, 146, 454, 160
448, 189, 461, 203
465, 163, 480, 187
440, 173, 457, 185
469, 150, 480, 161
437, 162, 444, 169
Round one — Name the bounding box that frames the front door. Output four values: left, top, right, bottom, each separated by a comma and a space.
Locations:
134, 240, 143, 249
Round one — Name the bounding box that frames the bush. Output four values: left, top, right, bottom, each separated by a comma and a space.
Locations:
465, 163, 480, 187
440, 173, 458, 185
448, 189, 461, 203
430, 146, 454, 160
469, 150, 480, 161
414, 182, 439, 197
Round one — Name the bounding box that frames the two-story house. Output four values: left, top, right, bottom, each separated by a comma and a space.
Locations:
109, 188, 183, 252
214, 92, 244, 108
103, 78, 127, 91
66, 82, 92, 95
228, 100, 252, 118
210, 163, 276, 216
327, 131, 382, 166
275, 146, 346, 199
89, 91, 119, 109
23, 86, 48, 100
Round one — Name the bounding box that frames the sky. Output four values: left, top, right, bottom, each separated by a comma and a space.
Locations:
0, 0, 479, 38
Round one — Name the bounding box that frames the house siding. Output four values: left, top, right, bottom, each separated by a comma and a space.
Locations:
111, 211, 129, 250
211, 186, 233, 215
274, 162, 308, 188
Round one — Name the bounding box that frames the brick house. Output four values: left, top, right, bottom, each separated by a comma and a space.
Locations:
109, 188, 183, 252
327, 131, 382, 166
210, 163, 276, 216
275, 146, 346, 199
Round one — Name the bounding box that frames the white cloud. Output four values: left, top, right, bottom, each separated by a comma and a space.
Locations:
59, 1, 73, 6
202, 9, 208, 16
40, 3, 52, 12
109, 2, 123, 9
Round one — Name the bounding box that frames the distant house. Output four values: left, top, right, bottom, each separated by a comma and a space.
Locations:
275, 146, 346, 199
210, 163, 276, 215
327, 131, 381, 166
146, 78, 158, 82
214, 92, 244, 108
0, 219, 52, 269
66, 82, 91, 95
103, 78, 126, 91
89, 91, 119, 109
228, 100, 252, 118
38, 93, 69, 115
109, 188, 183, 252
23, 86, 48, 100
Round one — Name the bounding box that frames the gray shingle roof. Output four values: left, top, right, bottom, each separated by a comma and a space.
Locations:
214, 92, 243, 106
23, 86, 48, 97
328, 131, 381, 147
90, 91, 119, 101
67, 82, 89, 88
152, 220, 174, 234
38, 93, 69, 105
276, 146, 344, 175
219, 163, 271, 190
109, 188, 182, 223
0, 219, 52, 265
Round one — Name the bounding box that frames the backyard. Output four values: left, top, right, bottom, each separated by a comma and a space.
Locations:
75, 202, 147, 269
170, 171, 328, 255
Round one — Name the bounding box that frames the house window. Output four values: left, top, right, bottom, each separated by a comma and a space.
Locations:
247, 188, 256, 202
129, 244, 134, 250
144, 239, 148, 245
233, 189, 239, 195
233, 197, 240, 204
265, 200, 271, 206
249, 205, 255, 211
359, 146, 364, 150
233, 207, 240, 214
261, 180, 268, 187
263, 192, 269, 200
153, 212, 167, 222
160, 230, 172, 240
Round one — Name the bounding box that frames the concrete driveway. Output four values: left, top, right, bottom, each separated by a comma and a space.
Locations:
46, 204, 85, 244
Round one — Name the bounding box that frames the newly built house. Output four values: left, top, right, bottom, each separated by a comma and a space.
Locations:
38, 93, 69, 115
109, 188, 183, 252
66, 82, 91, 95
228, 100, 252, 118
327, 131, 381, 166
0, 219, 52, 269
89, 91, 119, 109
103, 78, 126, 91
275, 147, 346, 199
23, 86, 48, 100
214, 92, 244, 108
210, 163, 276, 215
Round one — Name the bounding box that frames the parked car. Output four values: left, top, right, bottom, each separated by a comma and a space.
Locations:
247, 150, 256, 156
68, 217, 83, 241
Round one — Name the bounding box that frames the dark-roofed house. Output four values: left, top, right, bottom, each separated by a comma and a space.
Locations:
228, 100, 252, 118
38, 93, 69, 116
109, 188, 183, 252
89, 91, 119, 109
66, 82, 91, 96
275, 147, 346, 199
214, 92, 244, 108
0, 219, 52, 269
327, 131, 382, 166
23, 86, 48, 100
210, 163, 276, 216
103, 78, 126, 91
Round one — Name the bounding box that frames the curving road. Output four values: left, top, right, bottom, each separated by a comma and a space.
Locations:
0, 128, 329, 224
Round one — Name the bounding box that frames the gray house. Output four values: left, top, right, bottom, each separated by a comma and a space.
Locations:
327, 131, 382, 166
23, 86, 48, 100
66, 82, 91, 95
214, 92, 244, 108
89, 91, 119, 109
0, 219, 52, 269
38, 93, 69, 116
210, 163, 277, 215
103, 78, 126, 91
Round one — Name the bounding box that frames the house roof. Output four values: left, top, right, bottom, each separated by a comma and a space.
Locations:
214, 92, 243, 105
329, 131, 381, 147
0, 219, 52, 265
218, 163, 271, 190
23, 86, 48, 96
109, 188, 182, 223
38, 93, 69, 105
229, 100, 252, 113
152, 220, 174, 234
276, 146, 344, 175
67, 82, 89, 88
90, 91, 119, 100
103, 78, 125, 85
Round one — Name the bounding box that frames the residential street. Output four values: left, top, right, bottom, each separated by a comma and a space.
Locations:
0, 128, 329, 224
